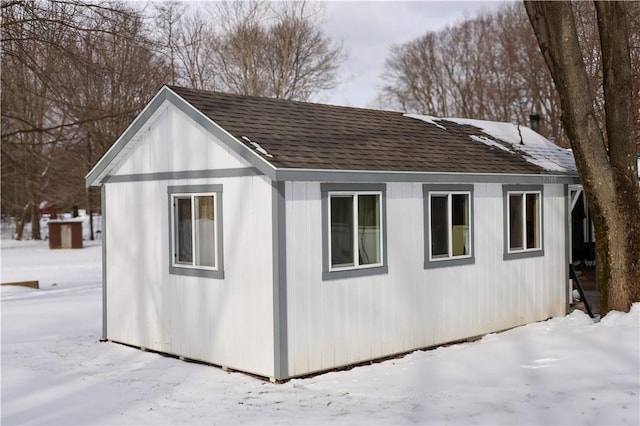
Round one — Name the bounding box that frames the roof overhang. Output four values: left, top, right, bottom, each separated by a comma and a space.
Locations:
271, 168, 580, 184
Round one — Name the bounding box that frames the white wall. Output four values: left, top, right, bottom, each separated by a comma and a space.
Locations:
106, 175, 275, 377
104, 100, 277, 378
113, 101, 247, 176
284, 181, 567, 377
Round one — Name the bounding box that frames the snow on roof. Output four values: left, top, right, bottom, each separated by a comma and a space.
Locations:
241, 135, 273, 158
404, 113, 447, 131
406, 115, 577, 174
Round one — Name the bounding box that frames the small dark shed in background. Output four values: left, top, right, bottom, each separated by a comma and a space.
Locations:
48, 221, 83, 249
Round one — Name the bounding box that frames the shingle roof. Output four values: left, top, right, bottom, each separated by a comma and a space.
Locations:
168, 85, 576, 176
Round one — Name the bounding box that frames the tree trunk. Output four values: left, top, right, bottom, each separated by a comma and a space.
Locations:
593, 1, 640, 312
30, 199, 41, 240
14, 202, 30, 241
525, 1, 640, 314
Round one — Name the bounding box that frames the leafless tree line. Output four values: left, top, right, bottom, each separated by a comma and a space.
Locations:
2, 0, 165, 239
1, 0, 345, 239
154, 1, 344, 100
380, 2, 640, 145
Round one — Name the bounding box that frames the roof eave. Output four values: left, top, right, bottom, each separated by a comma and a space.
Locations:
272, 167, 580, 184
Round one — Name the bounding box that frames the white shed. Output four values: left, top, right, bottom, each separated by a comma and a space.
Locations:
87, 85, 580, 381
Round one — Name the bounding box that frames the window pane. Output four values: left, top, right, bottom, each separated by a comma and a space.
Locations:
526, 193, 540, 249
451, 194, 470, 256
509, 194, 524, 250
430, 195, 448, 257
195, 195, 216, 267
358, 194, 381, 265
176, 198, 192, 263
330, 196, 354, 267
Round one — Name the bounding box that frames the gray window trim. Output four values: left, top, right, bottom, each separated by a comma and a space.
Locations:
503, 184, 544, 260
321, 183, 388, 280
167, 184, 224, 279
423, 184, 475, 269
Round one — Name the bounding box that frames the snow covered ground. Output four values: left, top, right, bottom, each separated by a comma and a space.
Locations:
1, 240, 639, 425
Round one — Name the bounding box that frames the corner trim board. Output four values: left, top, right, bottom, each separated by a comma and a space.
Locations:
101, 185, 107, 340
564, 184, 571, 313
272, 180, 288, 380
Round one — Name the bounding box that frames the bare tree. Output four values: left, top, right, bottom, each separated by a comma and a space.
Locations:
207, 0, 345, 100
381, 4, 565, 141
525, 1, 640, 313
264, 2, 344, 100
1, 0, 170, 239
2, 0, 78, 238
57, 6, 170, 239
150, 1, 345, 99
380, 33, 448, 115
213, 1, 270, 96
174, 12, 219, 90
153, 1, 185, 86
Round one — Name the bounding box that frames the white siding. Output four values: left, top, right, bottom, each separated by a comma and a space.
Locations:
285, 181, 567, 377
104, 102, 277, 377
113, 101, 248, 176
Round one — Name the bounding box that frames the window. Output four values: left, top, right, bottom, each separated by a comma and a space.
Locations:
503, 185, 543, 260
168, 185, 224, 278
321, 184, 387, 280
423, 185, 474, 268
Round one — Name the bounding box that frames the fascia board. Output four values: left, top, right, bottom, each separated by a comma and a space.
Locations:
273, 168, 581, 185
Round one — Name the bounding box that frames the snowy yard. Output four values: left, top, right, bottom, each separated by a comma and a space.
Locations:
1, 240, 638, 425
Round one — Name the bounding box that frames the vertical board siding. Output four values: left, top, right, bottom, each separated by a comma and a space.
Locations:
285, 181, 568, 377
104, 96, 277, 378
105, 177, 276, 377
113, 101, 247, 176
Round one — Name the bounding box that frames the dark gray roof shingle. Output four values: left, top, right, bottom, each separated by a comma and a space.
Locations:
168, 85, 574, 176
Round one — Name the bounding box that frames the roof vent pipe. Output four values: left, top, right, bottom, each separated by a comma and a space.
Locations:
529, 114, 541, 134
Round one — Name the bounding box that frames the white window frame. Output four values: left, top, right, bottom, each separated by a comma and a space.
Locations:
168, 184, 224, 279
327, 190, 384, 272
504, 187, 543, 259
321, 183, 387, 281
507, 190, 542, 253
427, 191, 472, 262
423, 184, 475, 269
171, 192, 218, 271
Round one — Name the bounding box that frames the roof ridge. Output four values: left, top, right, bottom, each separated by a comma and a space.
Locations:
165, 84, 406, 116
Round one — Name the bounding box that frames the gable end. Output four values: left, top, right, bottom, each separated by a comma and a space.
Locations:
86, 86, 277, 187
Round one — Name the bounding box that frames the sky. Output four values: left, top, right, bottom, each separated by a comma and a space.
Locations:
1, 238, 638, 424
318, 1, 507, 108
